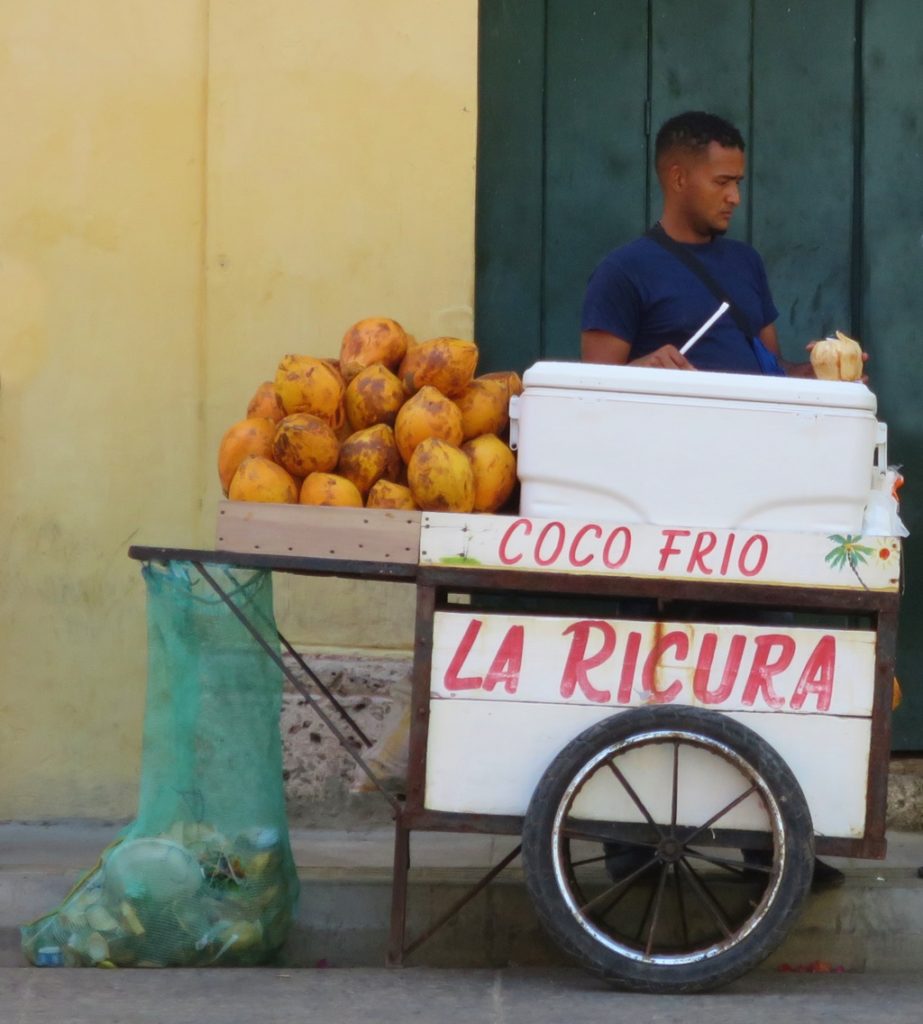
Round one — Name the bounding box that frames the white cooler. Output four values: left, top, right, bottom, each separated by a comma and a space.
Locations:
509, 361, 882, 534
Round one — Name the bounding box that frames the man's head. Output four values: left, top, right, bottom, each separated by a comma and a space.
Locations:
655, 111, 746, 240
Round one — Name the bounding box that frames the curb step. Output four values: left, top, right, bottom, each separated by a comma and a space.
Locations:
4, 854, 923, 971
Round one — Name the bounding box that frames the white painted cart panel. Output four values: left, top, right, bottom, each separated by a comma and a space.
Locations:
424, 611, 877, 839
419, 512, 901, 591
425, 700, 871, 839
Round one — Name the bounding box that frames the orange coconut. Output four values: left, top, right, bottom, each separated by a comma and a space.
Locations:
272, 413, 340, 477
394, 385, 464, 463
300, 472, 363, 507
340, 317, 408, 381
398, 337, 478, 397
228, 455, 299, 503
217, 417, 276, 495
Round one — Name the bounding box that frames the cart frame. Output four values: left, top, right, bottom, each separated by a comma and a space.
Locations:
128, 526, 900, 972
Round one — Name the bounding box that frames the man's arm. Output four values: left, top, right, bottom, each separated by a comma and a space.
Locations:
758, 324, 815, 378
581, 330, 694, 369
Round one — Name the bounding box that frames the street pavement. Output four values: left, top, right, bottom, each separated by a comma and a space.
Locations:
2, 966, 923, 1024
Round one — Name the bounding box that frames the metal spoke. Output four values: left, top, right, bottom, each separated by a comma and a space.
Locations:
673, 862, 690, 948
670, 741, 680, 835
561, 824, 658, 849
607, 761, 667, 840
645, 864, 671, 956
685, 847, 771, 878
683, 783, 759, 847
634, 869, 660, 943
596, 876, 636, 920
579, 855, 659, 917
678, 857, 733, 939
545, 723, 809, 968
569, 852, 611, 869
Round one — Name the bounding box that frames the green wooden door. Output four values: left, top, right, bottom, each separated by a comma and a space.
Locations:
476, 0, 923, 748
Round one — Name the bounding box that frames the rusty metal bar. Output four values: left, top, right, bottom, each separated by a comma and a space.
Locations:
863, 599, 900, 853
220, 562, 374, 750
192, 560, 402, 814
816, 835, 886, 859
387, 821, 412, 966
129, 544, 417, 580
405, 585, 436, 818
399, 808, 523, 835
401, 844, 523, 960
276, 628, 372, 748
417, 564, 899, 614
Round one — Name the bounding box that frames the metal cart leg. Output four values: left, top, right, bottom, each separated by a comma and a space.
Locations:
401, 843, 522, 960
387, 818, 411, 966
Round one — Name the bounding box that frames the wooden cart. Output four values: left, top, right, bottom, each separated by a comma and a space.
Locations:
131, 497, 901, 993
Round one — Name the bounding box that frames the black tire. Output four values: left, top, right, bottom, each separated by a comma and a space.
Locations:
521, 705, 814, 994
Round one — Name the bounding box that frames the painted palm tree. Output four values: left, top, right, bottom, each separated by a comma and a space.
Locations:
825, 534, 875, 589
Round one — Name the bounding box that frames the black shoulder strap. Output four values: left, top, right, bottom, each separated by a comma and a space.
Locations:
645, 223, 754, 337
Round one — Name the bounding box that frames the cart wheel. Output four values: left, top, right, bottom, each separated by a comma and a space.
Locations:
521, 705, 814, 994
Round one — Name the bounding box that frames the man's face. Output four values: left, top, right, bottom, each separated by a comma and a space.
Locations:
680, 142, 745, 237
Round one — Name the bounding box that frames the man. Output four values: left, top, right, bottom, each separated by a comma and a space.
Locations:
583, 110, 845, 889
581, 110, 813, 377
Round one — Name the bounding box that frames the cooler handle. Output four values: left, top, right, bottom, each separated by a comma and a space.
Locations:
508, 394, 520, 451
874, 422, 888, 480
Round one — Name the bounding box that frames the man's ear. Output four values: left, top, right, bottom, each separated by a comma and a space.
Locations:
666, 161, 685, 193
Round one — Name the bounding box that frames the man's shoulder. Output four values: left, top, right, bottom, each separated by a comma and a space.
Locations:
592, 236, 664, 275
710, 235, 764, 266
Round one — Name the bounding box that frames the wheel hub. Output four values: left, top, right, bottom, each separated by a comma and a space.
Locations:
656, 837, 684, 863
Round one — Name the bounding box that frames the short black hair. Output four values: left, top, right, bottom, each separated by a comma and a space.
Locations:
655, 111, 745, 168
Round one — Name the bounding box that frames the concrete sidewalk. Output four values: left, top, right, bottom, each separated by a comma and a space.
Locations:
3, 967, 923, 1024
3, 824, 923, 972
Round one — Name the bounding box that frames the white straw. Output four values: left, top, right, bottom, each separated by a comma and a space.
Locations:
679, 301, 730, 355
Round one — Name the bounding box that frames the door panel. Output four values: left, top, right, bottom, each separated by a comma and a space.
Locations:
648, 0, 753, 241
474, 1, 546, 375
543, 0, 648, 359
751, 0, 857, 352
862, 0, 923, 748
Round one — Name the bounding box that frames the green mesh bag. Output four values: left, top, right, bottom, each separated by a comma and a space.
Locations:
22, 561, 300, 967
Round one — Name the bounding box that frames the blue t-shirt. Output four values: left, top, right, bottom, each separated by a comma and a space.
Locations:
581, 235, 779, 374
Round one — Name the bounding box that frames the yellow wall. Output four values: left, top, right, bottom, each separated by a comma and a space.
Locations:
204, 0, 477, 647
0, 1, 478, 819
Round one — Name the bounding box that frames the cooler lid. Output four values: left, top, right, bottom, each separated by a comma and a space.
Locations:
522, 361, 877, 413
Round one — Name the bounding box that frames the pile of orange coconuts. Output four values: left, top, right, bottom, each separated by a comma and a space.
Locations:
218, 317, 521, 515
